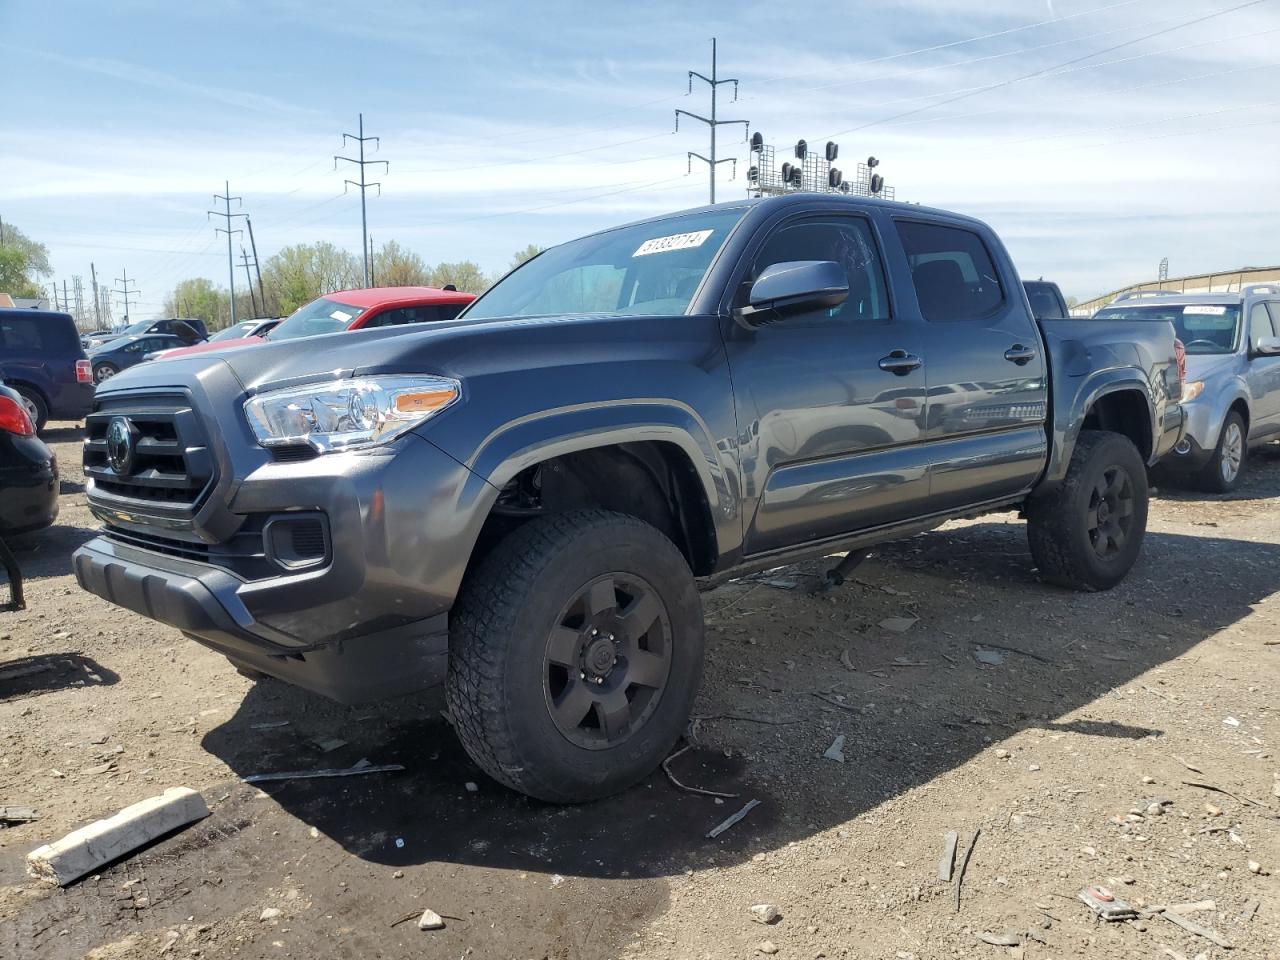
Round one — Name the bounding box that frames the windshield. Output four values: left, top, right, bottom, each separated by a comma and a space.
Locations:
1094, 303, 1240, 354
267, 297, 367, 341
462, 207, 748, 320
210, 321, 252, 342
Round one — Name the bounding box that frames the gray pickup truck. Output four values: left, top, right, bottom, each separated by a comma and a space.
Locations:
73, 194, 1183, 801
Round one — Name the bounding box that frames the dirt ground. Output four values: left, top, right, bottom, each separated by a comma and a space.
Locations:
1, 424, 1277, 960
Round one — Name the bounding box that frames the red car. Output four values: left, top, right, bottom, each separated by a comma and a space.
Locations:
153, 286, 477, 362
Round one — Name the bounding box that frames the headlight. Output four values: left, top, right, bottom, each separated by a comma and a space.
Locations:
1181, 380, 1205, 403
244, 375, 460, 453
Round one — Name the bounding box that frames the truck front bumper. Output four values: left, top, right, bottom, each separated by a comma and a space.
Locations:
74, 433, 496, 704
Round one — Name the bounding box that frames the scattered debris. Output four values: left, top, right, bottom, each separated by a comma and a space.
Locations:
973, 649, 1004, 666
749, 903, 780, 925
822, 735, 846, 763
0, 805, 39, 825
1205, 802, 1223, 817
757, 940, 779, 955
244, 760, 404, 783
417, 908, 445, 931
954, 828, 980, 912
707, 799, 761, 839
663, 744, 739, 799
1223, 716, 1241, 727
1171, 755, 1202, 774
259, 907, 282, 922
1161, 908, 1233, 949
464, 782, 478, 793
1238, 900, 1259, 922
763, 577, 802, 591
938, 830, 958, 882
879, 617, 917, 633
1182, 780, 1258, 808
1078, 885, 1137, 921
811, 692, 861, 714
1247, 859, 1263, 875
839, 648, 857, 672
968, 641, 1055, 664
26, 787, 210, 887
249, 720, 290, 730
976, 932, 1021, 947
312, 738, 348, 753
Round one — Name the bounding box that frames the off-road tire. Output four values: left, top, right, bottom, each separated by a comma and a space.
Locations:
13, 386, 48, 433
1027, 430, 1148, 591
1195, 410, 1247, 494
446, 509, 704, 803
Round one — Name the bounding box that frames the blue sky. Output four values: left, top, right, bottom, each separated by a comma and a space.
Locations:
1, 0, 1278, 317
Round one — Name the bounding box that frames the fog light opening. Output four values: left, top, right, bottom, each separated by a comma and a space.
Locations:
1174, 438, 1192, 455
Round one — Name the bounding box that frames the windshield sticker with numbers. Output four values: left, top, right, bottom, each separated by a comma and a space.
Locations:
633, 230, 714, 257
1183, 305, 1227, 315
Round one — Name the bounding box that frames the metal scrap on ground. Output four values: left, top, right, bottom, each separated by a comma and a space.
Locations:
244, 759, 405, 783
938, 830, 958, 882
706, 799, 761, 839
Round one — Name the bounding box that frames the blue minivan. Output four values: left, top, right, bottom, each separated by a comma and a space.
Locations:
0, 309, 96, 431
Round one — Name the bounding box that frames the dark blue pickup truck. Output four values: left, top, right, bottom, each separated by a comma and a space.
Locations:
74, 194, 1183, 802
0, 309, 95, 431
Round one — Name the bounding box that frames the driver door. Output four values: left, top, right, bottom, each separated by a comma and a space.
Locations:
722, 213, 930, 556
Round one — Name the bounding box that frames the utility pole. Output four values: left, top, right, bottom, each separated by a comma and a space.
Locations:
240, 246, 259, 317
368, 235, 376, 287
113, 269, 139, 322
335, 113, 388, 287
675, 38, 749, 204
208, 181, 247, 326
90, 262, 102, 327
246, 217, 266, 314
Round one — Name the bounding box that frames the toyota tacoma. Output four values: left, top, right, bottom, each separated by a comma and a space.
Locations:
74, 194, 1184, 801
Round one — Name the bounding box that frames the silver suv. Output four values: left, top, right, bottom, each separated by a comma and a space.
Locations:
1095, 285, 1280, 491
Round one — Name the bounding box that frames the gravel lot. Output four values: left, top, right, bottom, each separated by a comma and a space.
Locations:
2, 425, 1277, 960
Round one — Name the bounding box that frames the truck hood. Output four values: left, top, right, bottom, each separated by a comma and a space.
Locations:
99, 312, 699, 397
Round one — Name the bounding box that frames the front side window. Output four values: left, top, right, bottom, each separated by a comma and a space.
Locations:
462, 207, 748, 320
897, 220, 1004, 322
747, 216, 890, 325
268, 297, 368, 341
1094, 303, 1240, 355
363, 304, 465, 328
1249, 302, 1277, 348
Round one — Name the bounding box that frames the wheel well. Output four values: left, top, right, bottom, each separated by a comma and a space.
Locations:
469, 442, 718, 578
1228, 398, 1250, 432
1081, 390, 1152, 460
7, 380, 47, 405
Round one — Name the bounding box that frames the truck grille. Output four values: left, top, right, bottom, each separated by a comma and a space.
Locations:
83, 394, 215, 512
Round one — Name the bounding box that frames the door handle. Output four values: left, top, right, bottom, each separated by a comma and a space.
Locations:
1004, 344, 1037, 365
878, 349, 922, 376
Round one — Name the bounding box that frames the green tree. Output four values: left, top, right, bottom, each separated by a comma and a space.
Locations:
373, 240, 430, 286
260, 242, 361, 314
0, 222, 51, 298
508, 243, 544, 270
427, 260, 488, 294
164, 277, 228, 328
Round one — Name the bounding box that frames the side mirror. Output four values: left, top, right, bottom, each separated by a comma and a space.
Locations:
1255, 335, 1280, 356
736, 261, 848, 326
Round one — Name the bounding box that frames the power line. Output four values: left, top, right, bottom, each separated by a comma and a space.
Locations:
335, 113, 387, 287
675, 38, 749, 204
818, 0, 1269, 140
113, 268, 139, 321
208, 181, 247, 325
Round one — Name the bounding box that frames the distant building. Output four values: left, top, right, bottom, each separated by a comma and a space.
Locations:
1073, 265, 1280, 316
0, 293, 54, 309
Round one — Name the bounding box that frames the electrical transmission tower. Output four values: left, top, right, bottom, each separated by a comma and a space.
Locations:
335, 113, 387, 287
675, 38, 749, 204
208, 181, 247, 326
1158, 257, 1169, 284
99, 287, 113, 326
113, 269, 139, 322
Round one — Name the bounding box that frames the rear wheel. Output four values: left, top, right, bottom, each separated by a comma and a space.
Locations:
1196, 411, 1246, 493
446, 509, 704, 803
93, 363, 119, 384
1027, 430, 1149, 591
12, 386, 48, 433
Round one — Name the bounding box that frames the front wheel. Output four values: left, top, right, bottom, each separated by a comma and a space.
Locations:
446, 509, 704, 803
1196, 411, 1247, 493
1026, 430, 1149, 591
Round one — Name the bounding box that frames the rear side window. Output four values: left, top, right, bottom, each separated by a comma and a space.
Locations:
897, 221, 1004, 321
364, 304, 465, 328
0, 315, 77, 352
